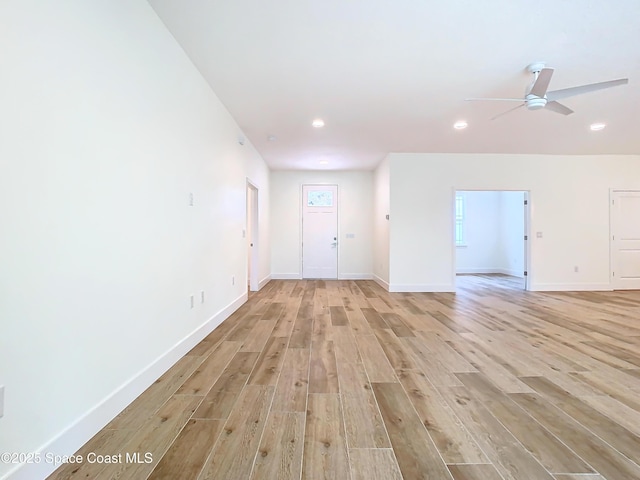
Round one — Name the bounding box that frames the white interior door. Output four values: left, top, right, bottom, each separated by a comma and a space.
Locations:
302, 184, 338, 279
611, 190, 640, 289
247, 182, 259, 291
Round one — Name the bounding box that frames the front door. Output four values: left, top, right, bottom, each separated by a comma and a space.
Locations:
611, 190, 640, 289
302, 184, 338, 279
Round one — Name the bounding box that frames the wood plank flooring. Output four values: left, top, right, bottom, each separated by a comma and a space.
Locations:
49, 275, 640, 480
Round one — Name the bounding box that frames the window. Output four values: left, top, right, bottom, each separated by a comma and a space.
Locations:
307, 190, 333, 207
455, 194, 465, 246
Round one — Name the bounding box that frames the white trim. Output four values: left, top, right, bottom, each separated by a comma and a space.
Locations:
610, 188, 615, 289
258, 275, 271, 290
456, 268, 501, 274
454, 193, 466, 246
373, 275, 390, 290
530, 283, 612, 292
389, 283, 455, 293
524, 191, 532, 291
271, 273, 302, 280
338, 273, 373, 280
6, 293, 248, 480
450, 187, 457, 287
456, 268, 524, 277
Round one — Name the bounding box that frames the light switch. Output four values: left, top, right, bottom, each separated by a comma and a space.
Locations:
536, 232, 543, 238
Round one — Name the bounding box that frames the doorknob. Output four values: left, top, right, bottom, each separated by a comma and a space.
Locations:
331, 242, 337, 247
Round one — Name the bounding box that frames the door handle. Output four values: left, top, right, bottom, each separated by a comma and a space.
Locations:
330, 242, 337, 247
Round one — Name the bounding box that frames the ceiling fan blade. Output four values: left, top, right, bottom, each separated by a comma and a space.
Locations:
546, 78, 628, 101
465, 97, 524, 102
491, 103, 525, 120
529, 67, 554, 97
544, 101, 574, 115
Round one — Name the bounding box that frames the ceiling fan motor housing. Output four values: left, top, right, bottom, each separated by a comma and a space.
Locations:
525, 94, 547, 110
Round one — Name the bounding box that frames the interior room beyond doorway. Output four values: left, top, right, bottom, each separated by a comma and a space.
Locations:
455, 190, 528, 291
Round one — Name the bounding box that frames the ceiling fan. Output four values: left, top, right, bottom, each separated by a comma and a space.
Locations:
466, 63, 629, 120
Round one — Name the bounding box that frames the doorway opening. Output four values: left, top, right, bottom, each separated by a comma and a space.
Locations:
454, 190, 530, 291
247, 181, 259, 291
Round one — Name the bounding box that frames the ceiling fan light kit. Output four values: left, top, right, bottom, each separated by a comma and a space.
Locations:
465, 62, 629, 120
525, 95, 546, 110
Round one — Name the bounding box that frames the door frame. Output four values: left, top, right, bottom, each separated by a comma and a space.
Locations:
301, 183, 339, 279
609, 188, 640, 290
247, 180, 259, 291
452, 188, 532, 291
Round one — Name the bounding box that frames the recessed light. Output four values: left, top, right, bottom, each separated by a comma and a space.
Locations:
590, 122, 606, 131
267, 134, 277, 141
453, 121, 468, 130
312, 119, 325, 128
319, 160, 329, 165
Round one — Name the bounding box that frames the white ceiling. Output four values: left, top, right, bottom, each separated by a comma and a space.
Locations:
148, 0, 640, 171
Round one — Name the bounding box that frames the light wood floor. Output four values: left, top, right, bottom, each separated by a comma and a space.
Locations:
49, 276, 640, 480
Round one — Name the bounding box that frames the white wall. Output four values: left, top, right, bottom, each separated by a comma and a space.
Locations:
455, 191, 502, 273
271, 171, 373, 279
0, 1, 269, 478
499, 191, 525, 277
373, 156, 391, 286
389, 153, 640, 292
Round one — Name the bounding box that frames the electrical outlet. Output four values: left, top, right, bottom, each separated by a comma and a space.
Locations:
0, 385, 4, 418
574, 266, 579, 273
232, 276, 235, 286
189, 193, 194, 206
190, 295, 195, 309
200, 290, 205, 303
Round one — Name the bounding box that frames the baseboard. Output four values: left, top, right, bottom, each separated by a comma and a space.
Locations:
499, 268, 525, 278
6, 293, 248, 480
258, 275, 271, 290
456, 268, 524, 277
389, 283, 455, 293
530, 283, 612, 292
456, 268, 501, 274
270, 273, 301, 280
271, 274, 374, 281
373, 275, 390, 290
456, 268, 524, 278
338, 273, 373, 280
